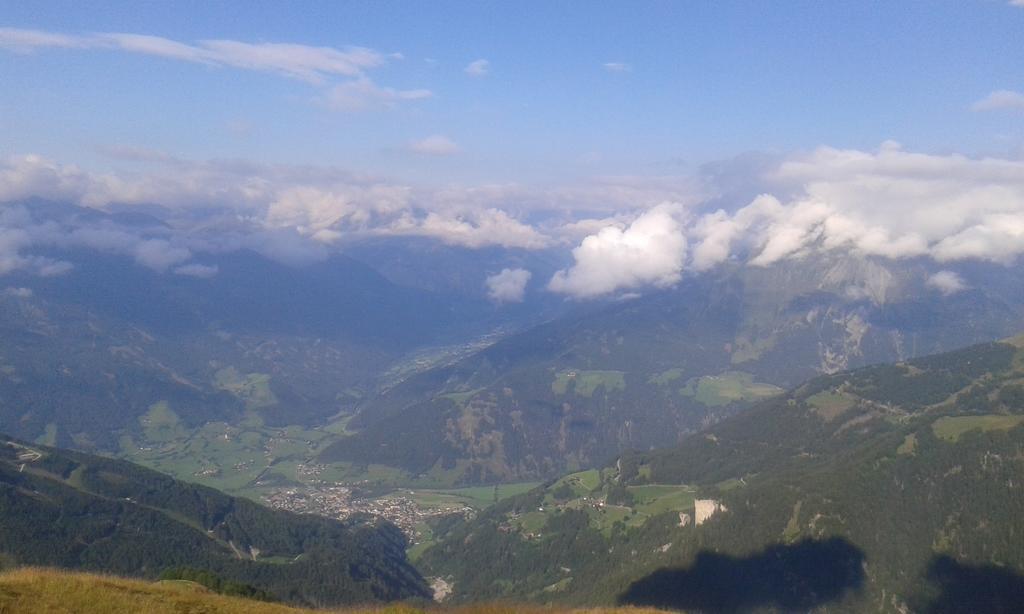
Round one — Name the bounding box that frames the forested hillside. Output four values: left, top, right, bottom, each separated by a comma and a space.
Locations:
0, 436, 429, 606
419, 337, 1024, 612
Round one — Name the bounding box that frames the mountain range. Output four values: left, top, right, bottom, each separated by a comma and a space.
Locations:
3, 203, 1024, 612
322, 254, 1024, 484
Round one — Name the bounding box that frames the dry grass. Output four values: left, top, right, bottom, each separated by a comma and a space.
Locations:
0, 568, 666, 614
0, 568, 313, 614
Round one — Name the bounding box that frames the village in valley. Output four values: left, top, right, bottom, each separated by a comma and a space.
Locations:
261, 479, 476, 541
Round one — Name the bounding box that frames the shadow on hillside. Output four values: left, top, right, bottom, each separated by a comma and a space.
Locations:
918, 555, 1024, 614
617, 537, 865, 612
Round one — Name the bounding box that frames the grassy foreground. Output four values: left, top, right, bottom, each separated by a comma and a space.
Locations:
0, 568, 664, 614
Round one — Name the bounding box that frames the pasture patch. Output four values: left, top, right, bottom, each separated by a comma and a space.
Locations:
932, 414, 1024, 442
681, 372, 783, 407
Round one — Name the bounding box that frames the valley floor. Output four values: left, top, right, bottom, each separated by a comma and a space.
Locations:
0, 568, 668, 614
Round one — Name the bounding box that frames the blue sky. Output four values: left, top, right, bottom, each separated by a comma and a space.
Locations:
3, 1, 1024, 185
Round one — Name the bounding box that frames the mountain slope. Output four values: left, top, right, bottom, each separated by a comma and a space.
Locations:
0, 200, 528, 451
418, 337, 1024, 611
0, 248, 471, 447
322, 256, 1024, 484
0, 436, 429, 606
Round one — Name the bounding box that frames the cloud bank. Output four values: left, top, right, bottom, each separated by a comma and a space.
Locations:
0, 152, 556, 277
548, 143, 1024, 297
0, 204, 195, 276
5, 143, 1024, 300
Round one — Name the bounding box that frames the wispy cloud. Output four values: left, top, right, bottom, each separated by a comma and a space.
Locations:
2, 287, 33, 298
0, 28, 90, 51
0, 27, 384, 82
972, 89, 1024, 112
464, 58, 489, 77
318, 78, 432, 112
406, 135, 460, 156
602, 62, 631, 73
174, 263, 219, 278
0, 27, 429, 111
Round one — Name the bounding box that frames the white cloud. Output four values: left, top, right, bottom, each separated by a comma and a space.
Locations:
0, 153, 557, 271
174, 263, 219, 278
603, 62, 631, 72
0, 154, 115, 207
266, 187, 360, 233
8, 142, 1024, 285
189, 38, 383, 83
0, 27, 427, 113
555, 214, 636, 242
0, 28, 91, 52
264, 183, 411, 239
464, 59, 489, 77
0, 201, 201, 276
971, 90, 1024, 112
0, 28, 385, 83
133, 238, 191, 271
1010, 0, 1024, 7
36, 260, 74, 276
689, 209, 743, 271
550, 144, 1024, 298
926, 270, 967, 295
0, 207, 72, 276
687, 143, 1024, 269
2, 287, 33, 298
407, 135, 460, 156
319, 78, 432, 112
390, 208, 550, 249
549, 203, 687, 298
485, 268, 532, 303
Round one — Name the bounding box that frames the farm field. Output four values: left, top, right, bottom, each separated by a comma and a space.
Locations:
551, 370, 626, 397
628, 484, 698, 516
388, 482, 542, 511
806, 390, 858, 421
647, 368, 685, 386
680, 371, 783, 407
119, 404, 334, 497
504, 474, 699, 539
931, 414, 1024, 442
